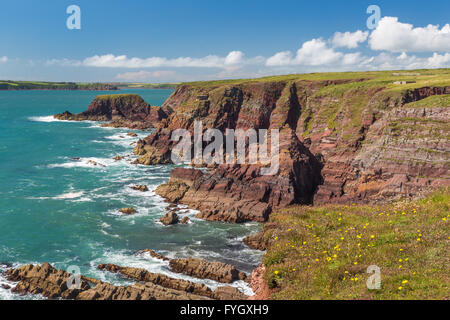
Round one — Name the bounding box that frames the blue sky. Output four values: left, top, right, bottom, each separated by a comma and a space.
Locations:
0, 0, 449, 82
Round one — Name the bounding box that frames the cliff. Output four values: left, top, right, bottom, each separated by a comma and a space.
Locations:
137, 70, 449, 222
54, 94, 167, 129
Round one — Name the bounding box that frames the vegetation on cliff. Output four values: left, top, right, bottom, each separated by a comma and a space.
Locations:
0, 80, 118, 90
262, 188, 449, 300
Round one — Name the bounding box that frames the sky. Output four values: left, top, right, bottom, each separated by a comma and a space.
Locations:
0, 0, 449, 83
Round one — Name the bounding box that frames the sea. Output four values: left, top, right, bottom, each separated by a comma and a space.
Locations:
0, 89, 263, 300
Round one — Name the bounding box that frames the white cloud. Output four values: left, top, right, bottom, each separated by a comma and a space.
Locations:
224, 51, 245, 65
48, 51, 254, 69
266, 38, 364, 67
369, 17, 450, 52
266, 51, 293, 66
332, 30, 369, 49
0, 56, 8, 63
426, 52, 450, 68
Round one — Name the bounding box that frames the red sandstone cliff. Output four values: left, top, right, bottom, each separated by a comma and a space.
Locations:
54, 94, 167, 129
135, 77, 449, 222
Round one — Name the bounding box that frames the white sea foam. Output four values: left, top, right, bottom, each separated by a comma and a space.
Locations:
28, 115, 68, 123
90, 250, 254, 295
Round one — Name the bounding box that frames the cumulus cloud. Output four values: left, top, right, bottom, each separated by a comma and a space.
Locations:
369, 17, 450, 52
224, 51, 245, 65
48, 51, 252, 69
43, 16, 450, 80
0, 56, 8, 63
332, 30, 369, 49
266, 38, 364, 67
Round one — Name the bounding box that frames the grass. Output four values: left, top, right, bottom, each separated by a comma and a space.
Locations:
262, 188, 449, 300
181, 68, 450, 89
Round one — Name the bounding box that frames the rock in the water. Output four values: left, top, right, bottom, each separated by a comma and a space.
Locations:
119, 208, 137, 215
5, 263, 90, 299
169, 257, 247, 283
113, 155, 124, 161
87, 160, 106, 167
97, 264, 212, 298
180, 216, 190, 224
135, 249, 170, 261
127, 132, 138, 137
54, 94, 168, 130
130, 185, 149, 192
77, 281, 209, 300
160, 212, 179, 225
1, 284, 11, 290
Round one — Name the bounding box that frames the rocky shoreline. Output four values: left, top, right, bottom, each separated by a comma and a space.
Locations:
3, 252, 252, 300
17, 74, 446, 301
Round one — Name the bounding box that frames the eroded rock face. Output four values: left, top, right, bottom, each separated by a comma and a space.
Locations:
77, 281, 209, 300
248, 264, 273, 300
5, 262, 249, 300
140, 81, 450, 218
243, 232, 268, 251
54, 94, 167, 129
97, 264, 212, 298
169, 257, 248, 284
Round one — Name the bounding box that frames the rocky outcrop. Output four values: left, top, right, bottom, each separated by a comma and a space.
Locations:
5, 262, 249, 300
54, 94, 167, 129
97, 264, 212, 298
248, 264, 273, 300
119, 208, 137, 215
135, 249, 170, 261
77, 281, 209, 300
243, 232, 268, 251
138, 79, 449, 220
130, 185, 149, 192
5, 263, 90, 299
180, 216, 190, 224
169, 257, 248, 284
160, 212, 179, 225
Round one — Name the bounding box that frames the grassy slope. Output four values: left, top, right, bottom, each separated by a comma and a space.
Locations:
262, 188, 449, 300
183, 68, 450, 89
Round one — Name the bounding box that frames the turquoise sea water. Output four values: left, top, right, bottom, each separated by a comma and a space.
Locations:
0, 89, 262, 299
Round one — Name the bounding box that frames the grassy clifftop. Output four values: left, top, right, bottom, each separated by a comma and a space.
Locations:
182, 68, 450, 89
262, 188, 449, 300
